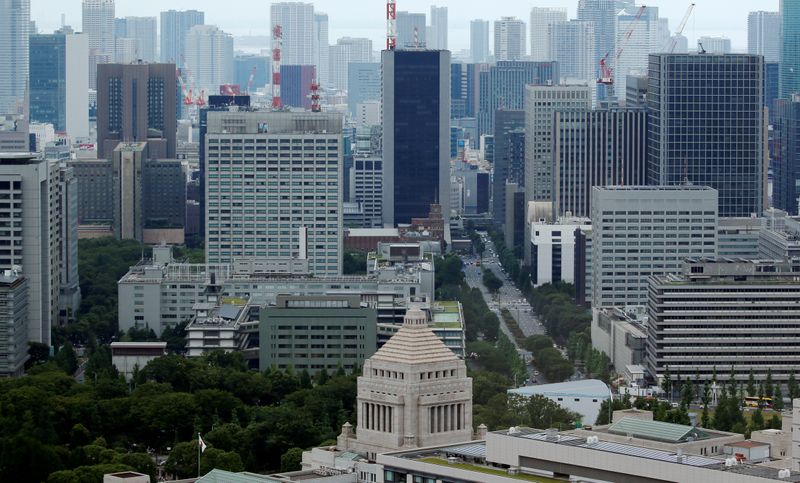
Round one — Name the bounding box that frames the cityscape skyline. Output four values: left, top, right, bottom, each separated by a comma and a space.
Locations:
32, 0, 777, 53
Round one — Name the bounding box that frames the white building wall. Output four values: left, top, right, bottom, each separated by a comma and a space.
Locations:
65, 33, 89, 139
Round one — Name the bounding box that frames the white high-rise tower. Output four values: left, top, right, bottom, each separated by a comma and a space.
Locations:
0, 0, 30, 115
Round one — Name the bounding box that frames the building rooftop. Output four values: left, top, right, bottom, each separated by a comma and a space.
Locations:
370, 309, 459, 365
508, 379, 612, 399
346, 228, 401, 238
607, 417, 710, 443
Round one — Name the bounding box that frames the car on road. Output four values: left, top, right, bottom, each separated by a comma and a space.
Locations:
534, 370, 540, 376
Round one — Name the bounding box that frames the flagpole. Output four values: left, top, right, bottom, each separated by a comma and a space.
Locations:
197, 432, 201, 478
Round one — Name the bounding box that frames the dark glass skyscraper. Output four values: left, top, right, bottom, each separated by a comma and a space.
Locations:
29, 34, 66, 131
382, 49, 450, 226
781, 0, 800, 98
773, 97, 800, 215
280, 65, 316, 110
646, 53, 765, 218
492, 109, 525, 228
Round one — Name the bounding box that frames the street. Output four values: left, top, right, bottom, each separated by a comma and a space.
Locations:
463, 233, 548, 385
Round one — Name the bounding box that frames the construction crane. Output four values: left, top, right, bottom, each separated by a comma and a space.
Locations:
597, 5, 647, 87
668, 3, 696, 53
246, 66, 257, 94
176, 69, 194, 106
272, 25, 283, 109
386, 0, 397, 50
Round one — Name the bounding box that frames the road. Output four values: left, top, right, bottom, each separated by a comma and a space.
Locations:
463, 233, 548, 385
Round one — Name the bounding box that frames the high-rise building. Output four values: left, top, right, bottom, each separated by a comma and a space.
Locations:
184, 25, 234, 97
396, 11, 427, 49
204, 111, 343, 275
0, 153, 62, 346
58, 165, 80, 324
29, 31, 89, 138
350, 154, 383, 228
116, 16, 157, 62
577, 0, 616, 76
782, 0, 800, 97
493, 110, 525, 231
766, 62, 780, 120
270, 2, 314, 66
591, 186, 718, 308
451, 63, 487, 119
613, 6, 662, 98
529, 7, 566, 62
549, 20, 596, 84
697, 36, 731, 54
96, 63, 178, 161
748, 11, 781, 63
494, 17, 526, 61
348, 63, 381, 118
428, 6, 448, 50
524, 85, 592, 205
328, 38, 373, 92
647, 258, 800, 384
111, 142, 145, 241
382, 50, 450, 226
477, 61, 559, 135
530, 217, 592, 288
82, 0, 115, 90
646, 53, 766, 218
159, 9, 204, 64
281, 65, 316, 110
553, 107, 647, 218
0, 273, 29, 377
470, 19, 490, 63
773, 96, 800, 215
313, 13, 329, 87
0, 0, 30, 115
114, 37, 137, 64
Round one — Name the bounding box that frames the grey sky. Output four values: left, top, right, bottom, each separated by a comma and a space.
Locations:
33, 0, 779, 52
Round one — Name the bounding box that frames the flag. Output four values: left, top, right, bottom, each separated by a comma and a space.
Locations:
198, 434, 207, 453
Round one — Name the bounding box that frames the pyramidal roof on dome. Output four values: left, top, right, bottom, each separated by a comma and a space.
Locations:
370, 308, 459, 365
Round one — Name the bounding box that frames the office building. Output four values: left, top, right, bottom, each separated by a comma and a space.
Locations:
0, 153, 62, 346
96, 63, 177, 160
760, 209, 800, 260
646, 53, 766, 218
29, 31, 89, 138
110, 342, 166, 381
82, 0, 115, 90
614, 6, 662, 98
348, 63, 381, 119
382, 49, 450, 226
782, 0, 800, 97
116, 16, 156, 62
625, 74, 648, 108
529, 7, 567, 62
356, 101, 381, 127
748, 11, 781, 63
58, 165, 80, 324
0, 273, 28, 377
451, 63, 487, 120
697, 36, 731, 54
337, 308, 473, 455
271, 2, 314, 66
553, 107, 647, 218
70, 159, 113, 225
524, 84, 591, 206
113, 37, 137, 64
160, 9, 204, 63
577, 0, 616, 71
774, 96, 800, 215
717, 217, 764, 259
530, 217, 592, 288
350, 156, 383, 228
313, 13, 329, 87
111, 142, 145, 240
470, 20, 489, 63
549, 20, 596, 86
328, 38, 372, 92
766, 62, 780, 121
590, 186, 718, 308
492, 110, 525, 230
0, 0, 30, 115
591, 307, 648, 375
234, 54, 269, 92
281, 65, 316, 110
204, 110, 342, 275
428, 6, 448, 50
505, 183, 526, 251
260, 295, 377, 375
477, 61, 559, 135
494, 17, 526, 61
184, 25, 234, 97
396, 11, 426, 48
648, 258, 800, 384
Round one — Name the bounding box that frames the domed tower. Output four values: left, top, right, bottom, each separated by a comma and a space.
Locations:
339, 308, 473, 456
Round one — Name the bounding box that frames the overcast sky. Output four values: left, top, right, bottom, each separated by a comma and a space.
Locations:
33, 0, 779, 52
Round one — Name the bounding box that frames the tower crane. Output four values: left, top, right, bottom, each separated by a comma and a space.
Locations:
246, 66, 257, 94
597, 5, 647, 87
668, 3, 696, 53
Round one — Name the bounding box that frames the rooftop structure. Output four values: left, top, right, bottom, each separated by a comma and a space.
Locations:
508, 379, 612, 426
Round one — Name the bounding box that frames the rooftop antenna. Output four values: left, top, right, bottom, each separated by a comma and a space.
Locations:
414, 26, 419, 48
310, 79, 321, 112
697, 42, 706, 54
387, 0, 397, 50
271, 25, 283, 109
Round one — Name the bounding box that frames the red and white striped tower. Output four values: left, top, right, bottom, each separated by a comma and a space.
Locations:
271, 25, 283, 109
310, 79, 321, 112
386, 0, 397, 50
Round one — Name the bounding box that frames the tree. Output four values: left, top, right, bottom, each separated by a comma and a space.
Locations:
747, 369, 756, 398
661, 367, 673, 402
165, 442, 198, 479
200, 448, 244, 475
280, 447, 304, 472
789, 371, 800, 401
680, 380, 694, 409
774, 385, 785, 411
54, 342, 78, 375
765, 369, 775, 399
523, 335, 554, 353
482, 269, 503, 293
27, 341, 51, 367
342, 251, 367, 275
701, 382, 712, 428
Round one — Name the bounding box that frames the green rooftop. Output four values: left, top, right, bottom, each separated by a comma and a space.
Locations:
419, 458, 562, 482
432, 301, 463, 329
607, 417, 710, 443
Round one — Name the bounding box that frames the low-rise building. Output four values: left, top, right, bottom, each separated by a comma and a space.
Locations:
591, 306, 648, 374
110, 342, 167, 381
530, 216, 591, 288
0, 273, 28, 377
507, 379, 612, 426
